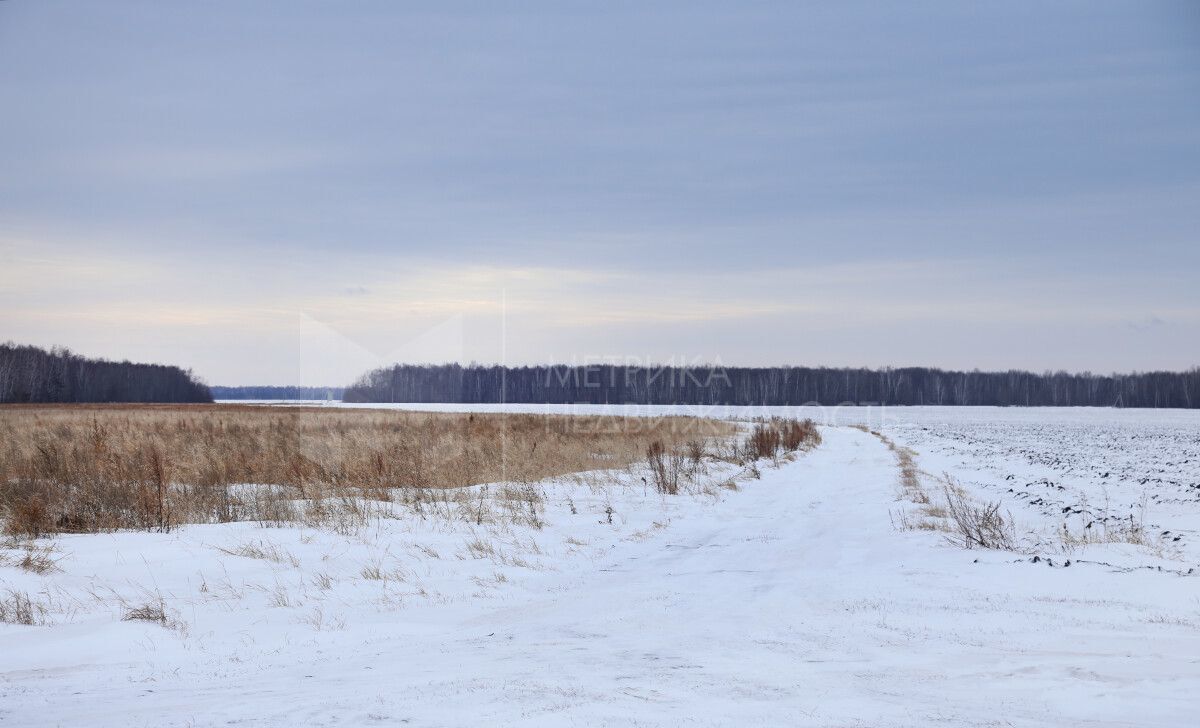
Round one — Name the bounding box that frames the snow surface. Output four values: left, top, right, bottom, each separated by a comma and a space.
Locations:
4, 408, 1200, 726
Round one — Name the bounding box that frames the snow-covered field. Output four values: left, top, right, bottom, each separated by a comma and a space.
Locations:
3, 406, 1199, 726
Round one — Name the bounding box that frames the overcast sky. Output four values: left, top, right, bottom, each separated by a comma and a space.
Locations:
2, 1, 1198, 385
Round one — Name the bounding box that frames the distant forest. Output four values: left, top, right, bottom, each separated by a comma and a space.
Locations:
345, 363, 1200, 408
0, 343, 212, 404
211, 386, 345, 400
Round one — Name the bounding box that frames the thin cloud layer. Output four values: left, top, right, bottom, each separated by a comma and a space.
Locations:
1, 1, 1197, 383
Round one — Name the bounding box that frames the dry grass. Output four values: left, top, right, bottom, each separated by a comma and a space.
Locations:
0, 540, 63, 574
866, 429, 923, 499
215, 539, 301, 567
869, 428, 1012, 547
0, 590, 47, 625
641, 418, 820, 494
646, 440, 684, 495
1059, 498, 1153, 550
0, 404, 735, 536
745, 418, 822, 461
942, 484, 1017, 551
122, 600, 168, 625
888, 509, 946, 532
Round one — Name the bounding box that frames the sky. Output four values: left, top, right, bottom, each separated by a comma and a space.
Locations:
1, 1, 1198, 385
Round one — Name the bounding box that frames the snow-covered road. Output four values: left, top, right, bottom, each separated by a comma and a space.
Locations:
3, 426, 1199, 726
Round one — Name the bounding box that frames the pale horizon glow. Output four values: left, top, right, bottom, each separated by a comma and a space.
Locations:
1, 1, 1198, 385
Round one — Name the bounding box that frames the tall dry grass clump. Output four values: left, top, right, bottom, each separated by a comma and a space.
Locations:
646, 441, 684, 495
0, 590, 45, 625
744, 418, 821, 461
0, 404, 734, 536
943, 485, 1017, 551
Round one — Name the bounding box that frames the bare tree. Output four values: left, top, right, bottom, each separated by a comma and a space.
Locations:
0, 343, 211, 403
343, 363, 1200, 408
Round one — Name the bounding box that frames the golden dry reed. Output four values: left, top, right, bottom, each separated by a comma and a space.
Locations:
0, 404, 736, 536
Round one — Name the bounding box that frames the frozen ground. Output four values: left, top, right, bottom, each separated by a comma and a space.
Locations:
3, 407, 1200, 726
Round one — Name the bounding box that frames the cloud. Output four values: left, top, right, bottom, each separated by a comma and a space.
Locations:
65, 145, 337, 183
1126, 315, 1166, 332
1, 3, 1197, 380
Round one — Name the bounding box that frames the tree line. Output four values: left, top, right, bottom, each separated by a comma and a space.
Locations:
0, 343, 212, 403
210, 386, 345, 400
344, 363, 1200, 408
